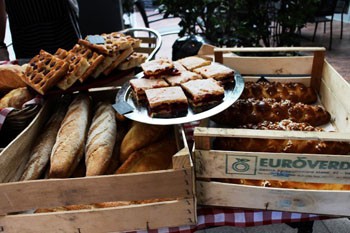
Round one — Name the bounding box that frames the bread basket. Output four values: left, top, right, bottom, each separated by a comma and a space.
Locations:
0, 104, 41, 147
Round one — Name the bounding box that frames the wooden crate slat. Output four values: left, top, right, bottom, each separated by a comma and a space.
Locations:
215, 47, 326, 53
195, 150, 350, 184
0, 198, 196, 233
222, 56, 314, 76
320, 62, 350, 132
194, 127, 350, 142
197, 180, 350, 216
0, 168, 193, 214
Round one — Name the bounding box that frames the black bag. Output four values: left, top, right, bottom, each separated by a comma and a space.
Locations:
172, 35, 209, 61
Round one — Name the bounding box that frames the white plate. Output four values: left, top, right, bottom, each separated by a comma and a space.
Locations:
115, 72, 245, 125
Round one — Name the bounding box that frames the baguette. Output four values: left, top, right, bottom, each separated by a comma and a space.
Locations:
20, 103, 67, 180
49, 94, 91, 178
85, 102, 117, 176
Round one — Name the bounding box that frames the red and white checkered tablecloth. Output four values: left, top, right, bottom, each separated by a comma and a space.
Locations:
126, 207, 330, 233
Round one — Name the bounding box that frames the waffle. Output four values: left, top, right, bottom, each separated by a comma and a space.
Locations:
54, 48, 90, 90
91, 52, 120, 78
78, 33, 132, 55
118, 52, 147, 70
103, 47, 134, 76
109, 32, 141, 48
69, 44, 105, 82
22, 50, 69, 95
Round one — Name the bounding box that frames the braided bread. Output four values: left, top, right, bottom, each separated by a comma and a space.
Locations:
211, 98, 331, 127
213, 120, 350, 155
241, 81, 318, 104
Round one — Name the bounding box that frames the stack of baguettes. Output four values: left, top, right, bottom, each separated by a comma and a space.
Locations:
17, 91, 179, 213
210, 80, 350, 190
19, 32, 147, 95
20, 93, 178, 181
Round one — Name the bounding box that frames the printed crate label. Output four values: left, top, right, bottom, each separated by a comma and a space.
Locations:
195, 150, 350, 184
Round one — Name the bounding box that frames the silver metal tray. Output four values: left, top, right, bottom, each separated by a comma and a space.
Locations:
115, 72, 244, 125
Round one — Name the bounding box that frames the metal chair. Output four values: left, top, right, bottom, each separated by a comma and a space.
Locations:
334, 0, 350, 39
134, 0, 180, 36
311, 0, 338, 50
120, 27, 162, 62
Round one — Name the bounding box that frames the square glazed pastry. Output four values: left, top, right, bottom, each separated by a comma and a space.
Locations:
193, 62, 234, 84
181, 78, 225, 112
172, 61, 187, 72
145, 86, 188, 118
177, 56, 211, 71
141, 58, 174, 77
129, 78, 169, 103
164, 70, 202, 86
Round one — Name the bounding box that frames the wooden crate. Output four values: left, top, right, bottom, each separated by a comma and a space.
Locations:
194, 47, 350, 216
0, 88, 196, 233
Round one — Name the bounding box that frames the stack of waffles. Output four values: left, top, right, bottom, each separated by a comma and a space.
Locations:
20, 32, 147, 95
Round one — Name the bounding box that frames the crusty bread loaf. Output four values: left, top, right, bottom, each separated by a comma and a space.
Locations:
85, 102, 117, 176
213, 120, 350, 154
0, 87, 34, 109
211, 98, 331, 127
20, 104, 68, 180
49, 94, 91, 178
119, 122, 171, 162
116, 132, 178, 174
0, 64, 27, 92
241, 81, 318, 104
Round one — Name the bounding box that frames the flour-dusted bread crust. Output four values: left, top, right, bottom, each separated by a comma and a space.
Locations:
0, 64, 27, 91
20, 103, 68, 180
0, 87, 34, 109
49, 94, 91, 178
85, 102, 117, 176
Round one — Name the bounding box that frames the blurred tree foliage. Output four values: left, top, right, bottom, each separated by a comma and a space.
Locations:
159, 0, 320, 47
